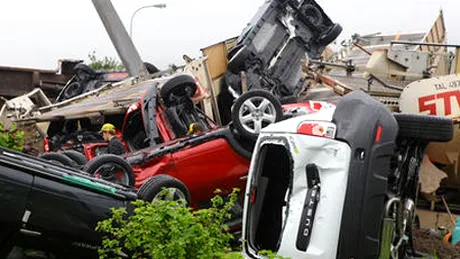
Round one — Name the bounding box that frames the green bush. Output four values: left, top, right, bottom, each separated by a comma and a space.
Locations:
258, 250, 291, 259
0, 122, 24, 151
96, 188, 291, 259
96, 189, 244, 259
88, 50, 124, 71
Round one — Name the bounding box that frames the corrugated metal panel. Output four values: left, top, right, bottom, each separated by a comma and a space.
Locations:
419, 10, 446, 51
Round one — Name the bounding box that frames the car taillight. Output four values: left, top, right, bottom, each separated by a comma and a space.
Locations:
250, 187, 257, 204
127, 102, 141, 114
375, 125, 383, 143
44, 138, 50, 152
312, 102, 323, 111
296, 121, 336, 139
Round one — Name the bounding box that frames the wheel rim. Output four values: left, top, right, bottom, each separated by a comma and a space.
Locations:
238, 96, 277, 134
93, 163, 129, 185
153, 187, 187, 202
169, 85, 195, 101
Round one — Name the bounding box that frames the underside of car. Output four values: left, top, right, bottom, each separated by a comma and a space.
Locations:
217, 0, 342, 125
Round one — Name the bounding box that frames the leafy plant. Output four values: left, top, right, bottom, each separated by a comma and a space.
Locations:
0, 122, 24, 151
96, 189, 244, 259
259, 250, 291, 259
88, 50, 124, 71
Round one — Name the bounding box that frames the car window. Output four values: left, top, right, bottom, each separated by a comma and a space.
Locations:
123, 109, 152, 151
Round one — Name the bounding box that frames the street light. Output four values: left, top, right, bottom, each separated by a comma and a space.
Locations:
129, 4, 167, 38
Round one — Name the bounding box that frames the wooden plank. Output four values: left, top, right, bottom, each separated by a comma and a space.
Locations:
418, 209, 460, 231
436, 15, 446, 41
201, 42, 228, 80
426, 33, 434, 51
455, 48, 460, 74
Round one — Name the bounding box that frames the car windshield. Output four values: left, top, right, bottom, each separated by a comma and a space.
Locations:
123, 109, 151, 151
46, 115, 123, 152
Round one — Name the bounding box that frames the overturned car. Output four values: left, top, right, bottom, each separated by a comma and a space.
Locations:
0, 147, 138, 257
241, 91, 453, 258
223, 0, 342, 102
42, 74, 330, 210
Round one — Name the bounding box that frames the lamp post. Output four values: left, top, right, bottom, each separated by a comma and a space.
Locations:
129, 4, 167, 38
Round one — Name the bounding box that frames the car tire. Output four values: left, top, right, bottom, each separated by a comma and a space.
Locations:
40, 152, 76, 167
280, 95, 298, 104
231, 90, 283, 140
62, 150, 88, 166
300, 4, 323, 27
138, 174, 191, 205
63, 82, 83, 99
394, 113, 453, 142
160, 74, 197, 107
143, 62, 159, 74
83, 154, 135, 186
318, 23, 343, 46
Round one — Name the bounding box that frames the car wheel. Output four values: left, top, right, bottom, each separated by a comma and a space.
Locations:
63, 81, 83, 99
280, 95, 298, 104
144, 62, 159, 74
40, 152, 76, 167
300, 4, 323, 27
318, 23, 343, 45
61, 150, 88, 166
138, 175, 191, 206
83, 154, 135, 186
231, 90, 283, 140
394, 113, 453, 142
160, 74, 197, 107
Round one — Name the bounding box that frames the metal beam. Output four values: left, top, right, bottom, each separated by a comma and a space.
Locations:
391, 40, 460, 48
92, 0, 148, 77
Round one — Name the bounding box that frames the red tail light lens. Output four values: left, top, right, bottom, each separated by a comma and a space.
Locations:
375, 125, 383, 143
44, 138, 50, 152
297, 121, 336, 139
127, 102, 141, 114
251, 187, 257, 204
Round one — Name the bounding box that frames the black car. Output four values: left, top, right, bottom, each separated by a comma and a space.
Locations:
225, 0, 342, 98
0, 147, 138, 258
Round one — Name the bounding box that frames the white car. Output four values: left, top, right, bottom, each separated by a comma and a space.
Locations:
241, 91, 453, 259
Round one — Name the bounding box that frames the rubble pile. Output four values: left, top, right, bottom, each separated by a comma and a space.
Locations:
413, 228, 460, 258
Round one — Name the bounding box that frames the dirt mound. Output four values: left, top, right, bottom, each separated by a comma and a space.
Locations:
413, 228, 460, 259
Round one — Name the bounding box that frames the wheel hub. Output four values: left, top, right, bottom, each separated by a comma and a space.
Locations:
153, 187, 187, 203
239, 97, 277, 134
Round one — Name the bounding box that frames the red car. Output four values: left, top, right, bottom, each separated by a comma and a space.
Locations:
80, 75, 256, 209
44, 74, 322, 210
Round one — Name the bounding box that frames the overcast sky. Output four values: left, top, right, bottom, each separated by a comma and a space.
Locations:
0, 0, 458, 70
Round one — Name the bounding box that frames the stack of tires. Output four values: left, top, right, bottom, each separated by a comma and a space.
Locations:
39, 150, 88, 169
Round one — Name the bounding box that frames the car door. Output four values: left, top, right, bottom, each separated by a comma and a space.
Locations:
0, 162, 33, 246
171, 135, 249, 206
25, 172, 126, 250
